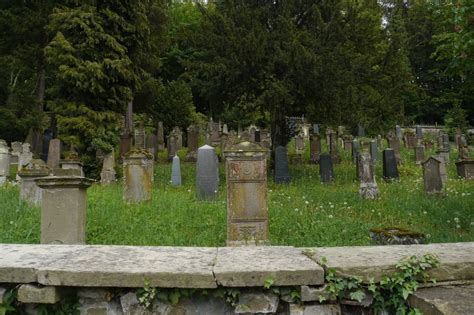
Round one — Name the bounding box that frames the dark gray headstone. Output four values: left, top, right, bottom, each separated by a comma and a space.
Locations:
370, 141, 378, 161
319, 154, 334, 183
357, 124, 365, 137
196, 145, 219, 200
310, 135, 321, 164
416, 126, 423, 139
423, 157, 443, 194
383, 149, 399, 181
442, 134, 450, 151
274, 146, 290, 184
171, 155, 182, 186
254, 130, 261, 143
41, 131, 53, 162
415, 145, 425, 165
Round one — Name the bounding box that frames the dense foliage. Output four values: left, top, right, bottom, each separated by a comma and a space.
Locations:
0, 0, 472, 160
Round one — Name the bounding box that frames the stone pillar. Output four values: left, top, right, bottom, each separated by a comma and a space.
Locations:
274, 146, 290, 184
18, 167, 50, 205
0, 140, 10, 186
171, 155, 182, 186
196, 145, 219, 200
186, 125, 199, 162
358, 152, 379, 199
224, 141, 268, 246
100, 149, 116, 185
123, 151, 153, 203
119, 132, 132, 156
47, 139, 61, 169
310, 134, 321, 164
36, 170, 92, 244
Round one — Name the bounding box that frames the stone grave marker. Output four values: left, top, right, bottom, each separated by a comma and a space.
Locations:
442, 134, 450, 151
167, 132, 179, 159
274, 146, 290, 184
395, 125, 402, 140
422, 157, 444, 194
222, 124, 229, 134
455, 160, 474, 179
134, 124, 145, 149
358, 152, 379, 199
248, 125, 257, 142
310, 134, 321, 164
41, 131, 53, 161
145, 133, 157, 157
343, 137, 353, 151
36, 169, 92, 244
224, 141, 268, 246
196, 145, 219, 200
171, 155, 182, 186
172, 126, 183, 150
388, 136, 401, 164
370, 140, 378, 161
329, 131, 341, 164
457, 135, 469, 161
383, 149, 399, 181
100, 149, 116, 185
186, 125, 199, 162
18, 159, 50, 205
357, 124, 365, 137
47, 139, 61, 170
19, 143, 33, 171
416, 126, 423, 139
119, 132, 132, 156
295, 133, 305, 154
10, 141, 22, 164
254, 129, 261, 143
210, 121, 221, 146
157, 121, 165, 151
123, 151, 153, 203
415, 145, 425, 165
0, 140, 10, 186
312, 124, 320, 135
60, 159, 84, 177
352, 139, 359, 164
319, 154, 334, 183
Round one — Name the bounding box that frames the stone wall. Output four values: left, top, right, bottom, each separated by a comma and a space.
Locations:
0, 243, 472, 314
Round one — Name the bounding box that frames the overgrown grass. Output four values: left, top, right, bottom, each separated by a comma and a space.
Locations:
0, 140, 472, 247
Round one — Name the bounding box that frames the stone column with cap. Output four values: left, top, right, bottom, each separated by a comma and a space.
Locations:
36, 169, 92, 244
123, 150, 154, 203
224, 141, 269, 246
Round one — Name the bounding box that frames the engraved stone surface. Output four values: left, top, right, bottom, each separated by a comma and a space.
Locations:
274, 146, 291, 184
214, 246, 324, 287
196, 145, 219, 200
358, 152, 379, 199
123, 151, 153, 203
383, 149, 399, 181
423, 157, 444, 194
47, 139, 61, 169
171, 155, 182, 186
415, 145, 425, 165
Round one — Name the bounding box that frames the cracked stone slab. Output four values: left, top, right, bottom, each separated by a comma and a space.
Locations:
214, 246, 324, 287
308, 242, 474, 283
408, 284, 474, 315
0, 244, 217, 288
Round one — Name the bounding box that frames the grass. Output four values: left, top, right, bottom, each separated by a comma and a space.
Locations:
0, 140, 473, 247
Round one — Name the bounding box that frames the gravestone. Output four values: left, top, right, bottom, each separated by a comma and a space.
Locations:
157, 121, 165, 151
388, 137, 401, 164
18, 160, 50, 205
171, 155, 182, 186
312, 124, 320, 135
248, 125, 257, 142
100, 149, 116, 185
254, 129, 261, 143
274, 146, 291, 184
222, 124, 229, 135
455, 160, 474, 179
36, 169, 92, 244
167, 132, 179, 159
196, 145, 219, 200
405, 134, 416, 149
123, 151, 153, 203
343, 138, 353, 151
19, 143, 33, 171
60, 159, 84, 177
220, 133, 229, 157
119, 132, 132, 156
442, 134, 450, 151
224, 142, 268, 246
186, 125, 199, 162
240, 131, 251, 142
458, 135, 469, 161
145, 133, 157, 157
134, 124, 145, 149
383, 149, 399, 181
358, 152, 379, 199
295, 133, 305, 154
422, 157, 444, 194
329, 131, 341, 164
210, 121, 221, 146
395, 125, 402, 140
319, 154, 334, 183
416, 126, 423, 139
415, 145, 425, 165
352, 140, 359, 164
10, 141, 22, 164
47, 139, 61, 169
357, 124, 365, 137
310, 134, 321, 164
423, 140, 434, 150
41, 131, 53, 161
0, 140, 11, 186
370, 140, 378, 161
172, 126, 183, 150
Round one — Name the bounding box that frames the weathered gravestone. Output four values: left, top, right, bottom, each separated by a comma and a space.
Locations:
415, 145, 425, 165
295, 133, 305, 161
455, 160, 474, 179
172, 126, 183, 150
383, 149, 399, 181
357, 124, 365, 137
274, 146, 291, 184
416, 126, 423, 139
171, 155, 182, 186
119, 132, 132, 156
224, 142, 268, 246
0, 140, 10, 186
319, 154, 334, 183
167, 132, 179, 159
405, 133, 417, 149
395, 125, 402, 140
18, 159, 50, 205
134, 124, 146, 149
210, 121, 221, 146
196, 145, 219, 200
422, 157, 445, 194
100, 149, 116, 185
442, 134, 450, 151
186, 125, 199, 162
458, 135, 469, 161
157, 121, 165, 151
10, 141, 22, 164
312, 124, 320, 135
248, 125, 257, 142
254, 129, 261, 143
352, 140, 359, 164
60, 159, 84, 177
145, 133, 157, 157
222, 124, 229, 135
370, 140, 378, 161
36, 169, 92, 244
358, 152, 379, 199
47, 139, 61, 169
123, 151, 153, 203
329, 131, 341, 164
18, 143, 33, 172
310, 134, 321, 164
388, 136, 401, 164
343, 137, 353, 151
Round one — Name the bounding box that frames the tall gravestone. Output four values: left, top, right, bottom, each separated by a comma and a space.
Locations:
157, 121, 165, 151
172, 126, 183, 150
329, 131, 341, 164
171, 155, 182, 186
134, 124, 146, 149
295, 133, 305, 159
19, 143, 33, 172
186, 125, 199, 162
167, 132, 179, 159
383, 149, 399, 181
10, 141, 22, 164
388, 137, 401, 164
312, 124, 320, 135
100, 149, 116, 185
274, 146, 291, 183
123, 151, 153, 203
196, 145, 219, 200
319, 154, 334, 183
47, 139, 61, 169
352, 140, 359, 164
18, 160, 50, 205
422, 157, 444, 194
224, 142, 268, 246
145, 133, 157, 157
36, 169, 92, 244
357, 124, 365, 137
310, 134, 321, 164
415, 145, 425, 165
395, 125, 402, 140
416, 126, 423, 139
358, 152, 379, 199
0, 140, 11, 186
370, 140, 378, 161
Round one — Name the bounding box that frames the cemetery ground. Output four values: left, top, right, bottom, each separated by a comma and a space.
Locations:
0, 142, 472, 247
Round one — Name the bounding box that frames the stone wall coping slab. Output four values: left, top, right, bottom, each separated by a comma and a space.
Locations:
308, 242, 474, 283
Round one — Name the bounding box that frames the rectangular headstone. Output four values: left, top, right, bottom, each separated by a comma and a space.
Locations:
423, 157, 443, 194
196, 145, 219, 200
383, 149, 399, 181
310, 135, 321, 164
416, 126, 423, 139
274, 146, 290, 184
46, 139, 61, 169
370, 141, 378, 161
319, 154, 334, 183
415, 145, 425, 165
